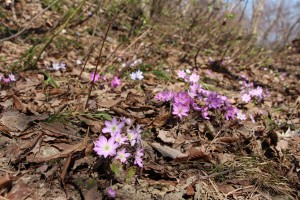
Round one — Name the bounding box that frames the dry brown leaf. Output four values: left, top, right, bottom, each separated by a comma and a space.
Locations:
216, 153, 235, 164
0, 173, 12, 190
84, 186, 102, 200
97, 98, 122, 108
5, 181, 32, 200
219, 136, 239, 143
174, 147, 214, 164
185, 183, 195, 196
40, 122, 80, 138
12, 95, 26, 113
152, 108, 171, 128
157, 130, 176, 144
0, 110, 48, 132
78, 116, 102, 133
26, 135, 89, 163
150, 142, 188, 159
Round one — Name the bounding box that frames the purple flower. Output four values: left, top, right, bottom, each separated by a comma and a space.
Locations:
206, 92, 223, 109
199, 88, 211, 98
90, 72, 100, 83
2, 77, 11, 83
177, 70, 186, 79
172, 103, 189, 119
174, 92, 191, 106
134, 148, 144, 168
191, 101, 201, 111
200, 107, 210, 120
107, 187, 116, 198
224, 106, 238, 120
111, 76, 121, 88
155, 91, 174, 102
102, 117, 124, 136
241, 93, 251, 103
115, 148, 131, 163
93, 136, 119, 158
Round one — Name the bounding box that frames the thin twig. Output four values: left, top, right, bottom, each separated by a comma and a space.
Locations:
79, 43, 95, 79
84, 7, 123, 109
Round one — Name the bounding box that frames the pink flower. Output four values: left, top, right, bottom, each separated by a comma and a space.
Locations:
155, 91, 174, 102
134, 148, 144, 168
2, 77, 11, 83
102, 117, 124, 136
90, 72, 100, 83
111, 76, 121, 88
172, 103, 189, 119
177, 70, 186, 79
114, 133, 128, 145
93, 136, 119, 158
241, 93, 251, 103
115, 148, 131, 163
8, 74, 16, 82
174, 92, 191, 106
189, 73, 200, 83
107, 187, 116, 198
249, 86, 263, 98
120, 116, 132, 126
127, 128, 138, 146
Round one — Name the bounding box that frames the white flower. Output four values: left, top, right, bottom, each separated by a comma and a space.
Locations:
135, 70, 144, 80
130, 70, 144, 80
237, 111, 247, 121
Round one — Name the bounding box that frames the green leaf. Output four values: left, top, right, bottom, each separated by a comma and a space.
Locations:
110, 163, 121, 176
125, 166, 136, 183
152, 69, 170, 80
44, 72, 59, 88
93, 112, 112, 120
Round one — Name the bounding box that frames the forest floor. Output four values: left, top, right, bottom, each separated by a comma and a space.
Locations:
0, 1, 299, 200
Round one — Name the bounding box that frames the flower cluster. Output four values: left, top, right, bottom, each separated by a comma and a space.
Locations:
48, 62, 66, 71
93, 117, 144, 168
0, 73, 16, 84
89, 72, 121, 88
240, 81, 264, 103
155, 70, 238, 120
